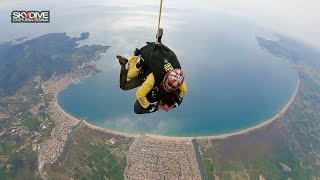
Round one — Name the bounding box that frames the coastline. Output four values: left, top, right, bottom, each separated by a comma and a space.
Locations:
147, 77, 300, 140
54, 73, 300, 141
198, 79, 300, 140
54, 91, 80, 125
50, 75, 138, 138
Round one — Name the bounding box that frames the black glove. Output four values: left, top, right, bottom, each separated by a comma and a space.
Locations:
146, 102, 158, 112
134, 48, 140, 56
173, 97, 183, 108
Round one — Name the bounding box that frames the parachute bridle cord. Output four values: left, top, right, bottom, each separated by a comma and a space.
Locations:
147, 0, 166, 74
156, 0, 163, 44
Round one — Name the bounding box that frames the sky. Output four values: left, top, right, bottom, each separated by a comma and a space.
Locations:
1, 0, 319, 49
161, 0, 320, 50
201, 0, 320, 50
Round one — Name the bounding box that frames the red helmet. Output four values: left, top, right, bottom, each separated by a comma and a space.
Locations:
163, 69, 185, 92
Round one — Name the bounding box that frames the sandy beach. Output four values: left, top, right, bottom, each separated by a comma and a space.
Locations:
54, 92, 80, 124
81, 120, 137, 138
53, 75, 300, 141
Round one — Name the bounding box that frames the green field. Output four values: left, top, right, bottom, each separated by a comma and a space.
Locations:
22, 117, 41, 131
0, 143, 37, 180
43, 124, 133, 179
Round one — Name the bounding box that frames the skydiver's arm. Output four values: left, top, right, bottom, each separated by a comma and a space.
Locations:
178, 82, 187, 98
173, 81, 187, 107
136, 73, 155, 109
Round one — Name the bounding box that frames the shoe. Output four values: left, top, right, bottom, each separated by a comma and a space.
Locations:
156, 28, 163, 42
116, 55, 128, 65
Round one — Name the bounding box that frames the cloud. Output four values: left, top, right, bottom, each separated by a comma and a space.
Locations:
101, 115, 180, 135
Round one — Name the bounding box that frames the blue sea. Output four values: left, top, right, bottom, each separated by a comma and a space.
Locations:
0, 0, 298, 136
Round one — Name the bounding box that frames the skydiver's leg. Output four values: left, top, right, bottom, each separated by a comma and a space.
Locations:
134, 100, 151, 114
127, 56, 140, 79
117, 55, 142, 90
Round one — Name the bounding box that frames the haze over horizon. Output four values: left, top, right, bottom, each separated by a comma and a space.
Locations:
1, 0, 320, 50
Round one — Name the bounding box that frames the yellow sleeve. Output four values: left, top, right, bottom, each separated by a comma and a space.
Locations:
136, 73, 155, 108
179, 82, 187, 97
